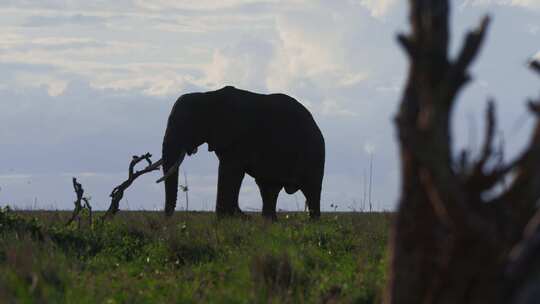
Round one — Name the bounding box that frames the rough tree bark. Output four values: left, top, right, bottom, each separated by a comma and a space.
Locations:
385, 1, 540, 303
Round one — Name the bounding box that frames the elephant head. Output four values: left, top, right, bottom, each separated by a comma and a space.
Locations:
160, 95, 208, 216
159, 87, 247, 216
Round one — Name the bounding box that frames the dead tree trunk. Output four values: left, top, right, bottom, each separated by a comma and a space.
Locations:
66, 177, 92, 227
385, 1, 540, 303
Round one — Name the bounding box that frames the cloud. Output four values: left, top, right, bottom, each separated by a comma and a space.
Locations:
339, 72, 369, 87
90, 67, 203, 96
264, 5, 376, 113
203, 37, 275, 91
0, 41, 150, 67
0, 174, 33, 180
15, 72, 68, 96
363, 142, 376, 155
320, 99, 358, 117
150, 14, 273, 33
0, 1, 378, 106
460, 0, 540, 10
133, 0, 281, 11
359, 0, 399, 18
507, 0, 540, 9
528, 24, 540, 35
267, 16, 343, 91
0, 32, 205, 96
0, 32, 108, 52
22, 14, 106, 27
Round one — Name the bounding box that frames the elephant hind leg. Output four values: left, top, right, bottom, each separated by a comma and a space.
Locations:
256, 181, 281, 221
301, 184, 321, 219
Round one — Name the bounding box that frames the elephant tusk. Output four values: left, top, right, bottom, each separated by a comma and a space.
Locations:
156, 158, 181, 183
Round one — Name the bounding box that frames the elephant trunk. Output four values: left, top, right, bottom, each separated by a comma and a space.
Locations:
162, 132, 186, 216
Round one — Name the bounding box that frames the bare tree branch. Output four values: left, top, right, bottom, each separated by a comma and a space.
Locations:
530, 60, 540, 76
476, 100, 496, 172
103, 153, 162, 219
463, 100, 506, 194
488, 72, 540, 241
453, 16, 491, 78
397, 34, 416, 59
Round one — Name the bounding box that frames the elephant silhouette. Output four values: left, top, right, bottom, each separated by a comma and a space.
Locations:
159, 86, 325, 220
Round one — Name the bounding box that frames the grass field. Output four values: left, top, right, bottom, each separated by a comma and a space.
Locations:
0, 208, 390, 303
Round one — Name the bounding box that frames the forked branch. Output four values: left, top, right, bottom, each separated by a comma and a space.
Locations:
452, 16, 491, 81
103, 153, 162, 219
488, 62, 540, 235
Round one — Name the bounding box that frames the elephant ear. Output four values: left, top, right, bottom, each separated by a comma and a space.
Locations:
206, 88, 250, 153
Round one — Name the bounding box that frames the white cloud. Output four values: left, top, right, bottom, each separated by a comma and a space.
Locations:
0, 174, 33, 180
359, 0, 398, 18
0, 32, 25, 49
266, 21, 341, 91
204, 50, 231, 87
339, 72, 369, 87
203, 38, 275, 91
15, 72, 68, 96
529, 25, 540, 35
0, 32, 205, 96
320, 99, 358, 117
266, 10, 370, 95
460, 0, 540, 9
363, 142, 376, 155
133, 0, 279, 11
90, 69, 200, 96
0, 1, 376, 105
150, 15, 272, 33
509, 0, 540, 9
0, 41, 150, 68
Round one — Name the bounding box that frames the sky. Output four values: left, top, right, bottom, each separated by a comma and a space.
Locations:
1, 0, 539, 212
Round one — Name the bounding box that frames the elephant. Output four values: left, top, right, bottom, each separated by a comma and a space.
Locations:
159, 86, 325, 220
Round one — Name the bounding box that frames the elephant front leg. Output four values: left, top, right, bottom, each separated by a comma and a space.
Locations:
216, 159, 245, 217
256, 181, 281, 221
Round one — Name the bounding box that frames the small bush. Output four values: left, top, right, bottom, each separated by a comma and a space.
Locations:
0, 235, 69, 303
251, 252, 309, 303
166, 232, 218, 266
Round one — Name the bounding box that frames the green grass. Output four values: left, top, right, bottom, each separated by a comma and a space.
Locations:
0, 207, 390, 303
